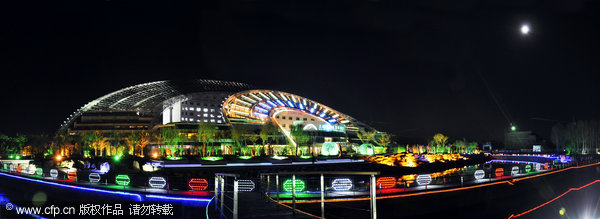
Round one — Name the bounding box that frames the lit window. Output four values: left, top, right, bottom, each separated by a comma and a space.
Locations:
210, 109, 215, 112
210, 114, 214, 118
203, 108, 208, 112
217, 115, 222, 118
217, 121, 222, 123
210, 119, 215, 122
196, 108, 201, 112
204, 120, 208, 122
203, 113, 208, 117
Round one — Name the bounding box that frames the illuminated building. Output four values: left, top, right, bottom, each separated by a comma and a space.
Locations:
59, 79, 379, 156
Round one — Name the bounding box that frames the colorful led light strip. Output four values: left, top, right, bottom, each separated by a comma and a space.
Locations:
416, 174, 432, 186
508, 179, 600, 218
115, 175, 130, 186
331, 178, 353, 191
276, 162, 600, 204
148, 177, 167, 189
188, 178, 208, 191
376, 177, 396, 189
238, 179, 256, 192
283, 179, 306, 192
0, 171, 142, 201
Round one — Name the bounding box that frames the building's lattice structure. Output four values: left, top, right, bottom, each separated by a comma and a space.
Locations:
59, 80, 251, 133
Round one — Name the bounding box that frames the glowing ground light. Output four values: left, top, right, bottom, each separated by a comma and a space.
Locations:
283, 179, 306, 192
89, 173, 100, 183
67, 172, 77, 181
238, 156, 253, 160
511, 166, 520, 176
376, 177, 396, 189
115, 175, 130, 186
50, 169, 58, 178
474, 170, 485, 180
331, 178, 353, 191
201, 156, 223, 161
238, 180, 256, 192
188, 178, 209, 191
495, 168, 504, 177
525, 165, 532, 173
27, 166, 36, 174
36, 168, 43, 176
271, 155, 288, 160
148, 177, 167, 189
416, 174, 432, 186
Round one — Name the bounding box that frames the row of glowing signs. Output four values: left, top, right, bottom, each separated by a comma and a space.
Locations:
375, 164, 544, 189
1, 164, 258, 192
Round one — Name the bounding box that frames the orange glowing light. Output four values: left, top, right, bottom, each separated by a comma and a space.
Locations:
495, 168, 504, 177
152, 153, 158, 159
376, 177, 397, 189
189, 178, 208, 191
55, 155, 63, 161
67, 171, 77, 181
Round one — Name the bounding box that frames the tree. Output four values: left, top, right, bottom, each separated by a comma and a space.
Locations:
162, 127, 182, 157
231, 124, 249, 155
260, 121, 279, 155
454, 139, 466, 154
290, 124, 310, 156
357, 130, 376, 144
197, 122, 217, 156
432, 133, 449, 154
125, 130, 151, 156
375, 133, 391, 148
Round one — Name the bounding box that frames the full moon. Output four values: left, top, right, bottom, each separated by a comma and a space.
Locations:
520, 24, 530, 35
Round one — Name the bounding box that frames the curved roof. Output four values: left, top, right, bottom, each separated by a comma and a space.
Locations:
60, 79, 251, 132
222, 89, 369, 129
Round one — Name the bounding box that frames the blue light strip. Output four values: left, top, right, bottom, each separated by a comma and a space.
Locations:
287, 100, 295, 108
486, 159, 544, 165
319, 113, 327, 118
258, 102, 272, 110
276, 99, 285, 106
298, 103, 305, 110
0, 172, 212, 205
309, 107, 316, 114
267, 100, 277, 107
0, 172, 142, 201
254, 106, 269, 114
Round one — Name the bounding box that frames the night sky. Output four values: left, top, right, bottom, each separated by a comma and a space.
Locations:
2, 0, 600, 145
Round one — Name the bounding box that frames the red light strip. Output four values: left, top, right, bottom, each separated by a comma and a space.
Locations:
507, 179, 600, 218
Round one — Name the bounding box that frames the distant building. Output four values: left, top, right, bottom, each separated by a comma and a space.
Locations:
504, 131, 537, 150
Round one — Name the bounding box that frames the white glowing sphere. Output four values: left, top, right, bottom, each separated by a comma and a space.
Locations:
520, 24, 530, 35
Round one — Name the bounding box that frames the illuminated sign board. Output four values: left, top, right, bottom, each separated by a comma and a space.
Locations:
319, 124, 345, 132
511, 166, 519, 176
416, 175, 432, 186
89, 173, 100, 183
331, 178, 353, 191
474, 170, 485, 180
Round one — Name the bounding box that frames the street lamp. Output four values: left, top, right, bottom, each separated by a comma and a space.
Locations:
511, 125, 517, 131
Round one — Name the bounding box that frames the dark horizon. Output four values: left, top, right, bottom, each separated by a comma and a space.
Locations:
2, 1, 600, 146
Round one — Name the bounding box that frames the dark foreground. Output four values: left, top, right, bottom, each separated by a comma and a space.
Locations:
293, 163, 600, 219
